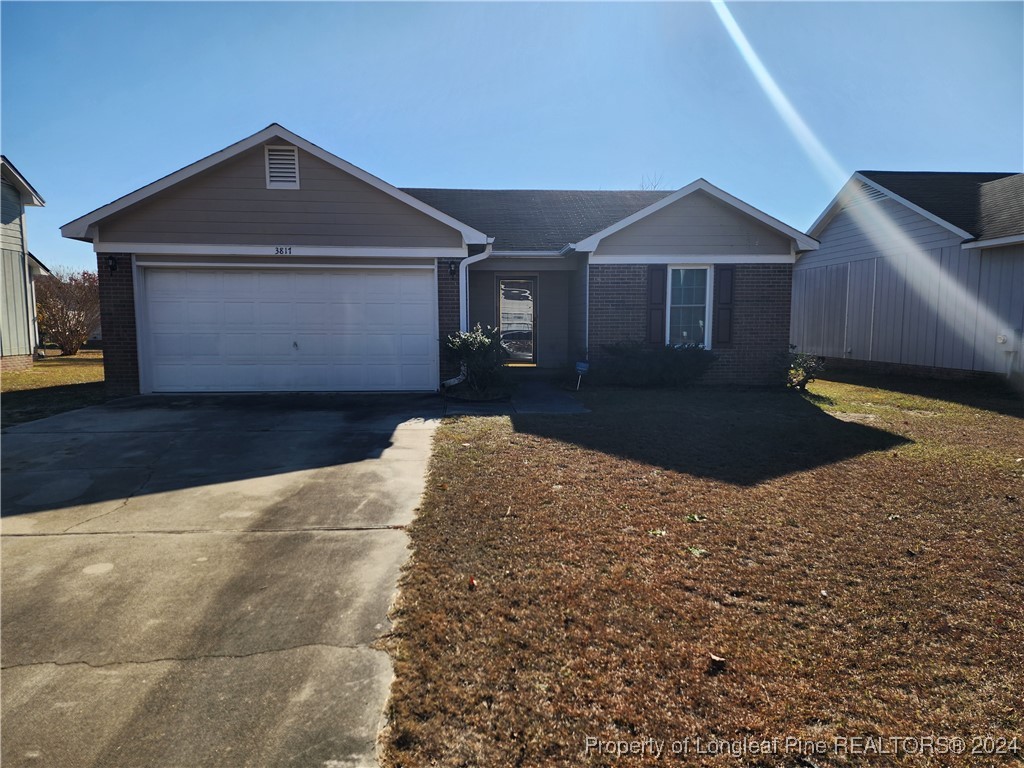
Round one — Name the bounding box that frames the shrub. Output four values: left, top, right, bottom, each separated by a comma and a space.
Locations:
597, 342, 717, 388
788, 348, 826, 390
445, 324, 505, 395
35, 268, 100, 356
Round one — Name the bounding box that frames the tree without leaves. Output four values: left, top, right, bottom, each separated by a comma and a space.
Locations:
36, 268, 101, 356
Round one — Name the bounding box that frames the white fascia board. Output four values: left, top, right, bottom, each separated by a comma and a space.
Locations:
575, 178, 818, 253
490, 250, 567, 258
960, 234, 1024, 250
92, 242, 468, 259
62, 124, 489, 245
589, 254, 796, 265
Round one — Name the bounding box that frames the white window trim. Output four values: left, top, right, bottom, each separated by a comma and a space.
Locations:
265, 145, 300, 189
665, 265, 714, 350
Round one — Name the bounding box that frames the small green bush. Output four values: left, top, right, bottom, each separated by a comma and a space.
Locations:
445, 324, 505, 395
597, 342, 717, 388
788, 348, 825, 390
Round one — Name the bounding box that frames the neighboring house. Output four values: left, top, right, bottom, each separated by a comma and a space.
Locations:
792, 171, 1024, 378
61, 124, 817, 395
1, 156, 48, 372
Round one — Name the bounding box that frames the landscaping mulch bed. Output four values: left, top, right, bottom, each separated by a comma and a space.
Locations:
382, 379, 1023, 767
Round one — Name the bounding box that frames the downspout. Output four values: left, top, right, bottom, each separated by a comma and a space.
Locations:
442, 238, 494, 389
459, 238, 494, 331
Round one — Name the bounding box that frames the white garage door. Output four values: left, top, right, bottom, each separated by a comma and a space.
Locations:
141, 267, 438, 392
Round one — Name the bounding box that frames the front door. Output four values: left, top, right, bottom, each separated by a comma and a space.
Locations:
497, 277, 536, 364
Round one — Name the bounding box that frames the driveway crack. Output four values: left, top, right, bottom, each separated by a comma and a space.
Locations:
60, 434, 184, 533
1, 642, 376, 671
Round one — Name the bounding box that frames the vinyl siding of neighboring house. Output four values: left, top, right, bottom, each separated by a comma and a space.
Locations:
593, 190, 791, 257
1, 179, 34, 357
99, 144, 464, 249
792, 192, 1024, 375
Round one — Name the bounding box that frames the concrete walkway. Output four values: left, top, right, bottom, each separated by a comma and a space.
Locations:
1, 394, 440, 768
444, 379, 589, 416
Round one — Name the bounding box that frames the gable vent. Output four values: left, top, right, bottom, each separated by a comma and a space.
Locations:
847, 181, 887, 207
265, 145, 300, 189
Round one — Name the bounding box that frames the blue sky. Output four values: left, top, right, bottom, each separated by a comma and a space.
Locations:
2, 1, 1021, 271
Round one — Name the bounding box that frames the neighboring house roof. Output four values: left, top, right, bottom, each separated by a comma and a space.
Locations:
61, 124, 489, 245
402, 188, 670, 252
0, 156, 45, 207
27, 252, 51, 276
811, 170, 1023, 245
976, 173, 1024, 241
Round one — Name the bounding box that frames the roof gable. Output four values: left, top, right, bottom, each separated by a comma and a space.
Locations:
573, 179, 818, 253
0, 156, 45, 207
61, 125, 488, 245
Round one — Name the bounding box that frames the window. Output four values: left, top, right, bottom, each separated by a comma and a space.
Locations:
265, 145, 300, 189
668, 267, 709, 346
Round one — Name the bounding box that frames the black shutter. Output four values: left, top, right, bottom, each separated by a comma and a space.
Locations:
713, 266, 734, 346
646, 265, 667, 344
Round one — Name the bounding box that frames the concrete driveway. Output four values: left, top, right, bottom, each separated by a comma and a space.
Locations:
1, 394, 440, 768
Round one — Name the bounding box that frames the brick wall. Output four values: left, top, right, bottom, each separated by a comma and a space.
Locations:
587, 262, 793, 386
437, 257, 461, 381
587, 264, 648, 351
0, 354, 33, 373
97, 253, 140, 396
704, 264, 792, 386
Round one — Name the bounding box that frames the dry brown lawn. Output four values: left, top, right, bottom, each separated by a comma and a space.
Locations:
383, 377, 1023, 767
1, 350, 107, 427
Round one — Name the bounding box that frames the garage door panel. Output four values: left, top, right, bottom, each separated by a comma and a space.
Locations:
222, 333, 260, 358
400, 334, 433, 358
223, 302, 255, 326
187, 271, 222, 296
187, 334, 221, 358
257, 272, 292, 296
152, 334, 185, 357
258, 302, 293, 326
187, 302, 221, 326
400, 303, 432, 327
149, 299, 184, 327
143, 267, 437, 392
295, 302, 329, 327
221, 272, 258, 296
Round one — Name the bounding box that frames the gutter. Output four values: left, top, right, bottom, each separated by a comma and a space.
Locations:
459, 238, 494, 331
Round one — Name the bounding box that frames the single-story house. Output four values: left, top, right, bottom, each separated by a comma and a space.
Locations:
61, 124, 818, 395
792, 171, 1024, 378
2, 156, 49, 371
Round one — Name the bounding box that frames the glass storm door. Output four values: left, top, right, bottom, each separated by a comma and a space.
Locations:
498, 277, 536, 363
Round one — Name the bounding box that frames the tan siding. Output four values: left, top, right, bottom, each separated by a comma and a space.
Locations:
98, 144, 463, 248
594, 190, 791, 256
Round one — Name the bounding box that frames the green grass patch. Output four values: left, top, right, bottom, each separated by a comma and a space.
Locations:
2, 350, 108, 427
